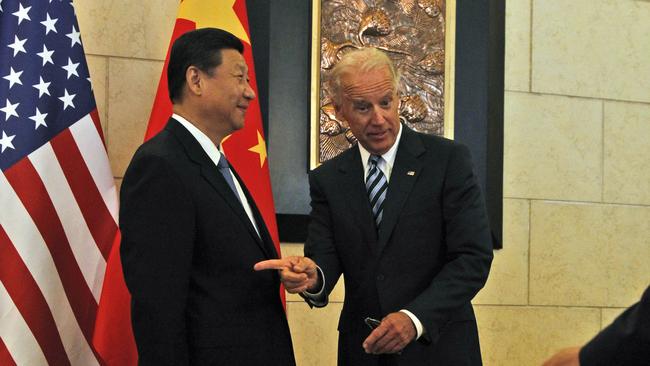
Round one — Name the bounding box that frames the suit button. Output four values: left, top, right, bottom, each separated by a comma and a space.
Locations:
376, 274, 385, 281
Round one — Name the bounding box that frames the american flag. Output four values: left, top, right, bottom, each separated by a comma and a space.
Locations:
0, 1, 119, 365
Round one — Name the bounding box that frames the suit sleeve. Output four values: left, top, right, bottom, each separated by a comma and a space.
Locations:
302, 170, 343, 307
579, 285, 650, 366
119, 153, 195, 366
406, 143, 493, 340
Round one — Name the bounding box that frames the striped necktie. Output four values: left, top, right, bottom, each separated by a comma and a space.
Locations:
366, 155, 388, 228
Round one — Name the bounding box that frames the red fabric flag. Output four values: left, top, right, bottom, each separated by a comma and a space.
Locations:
146, 1, 284, 301
93, 232, 137, 365
0, 1, 135, 365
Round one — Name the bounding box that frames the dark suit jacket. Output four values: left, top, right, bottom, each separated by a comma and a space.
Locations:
120, 118, 295, 366
580, 285, 650, 366
305, 125, 493, 366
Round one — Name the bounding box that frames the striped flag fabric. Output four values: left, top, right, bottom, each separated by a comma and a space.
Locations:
146, 0, 283, 300
0, 1, 133, 364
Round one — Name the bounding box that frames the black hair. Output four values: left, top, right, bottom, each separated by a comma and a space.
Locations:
167, 28, 244, 103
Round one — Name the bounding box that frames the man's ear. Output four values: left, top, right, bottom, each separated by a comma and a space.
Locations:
185, 66, 202, 96
333, 102, 343, 121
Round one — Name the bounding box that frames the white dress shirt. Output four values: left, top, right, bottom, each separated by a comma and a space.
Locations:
173, 113, 260, 237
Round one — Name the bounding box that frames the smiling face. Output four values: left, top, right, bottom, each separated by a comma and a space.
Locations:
200, 49, 256, 135
335, 66, 400, 155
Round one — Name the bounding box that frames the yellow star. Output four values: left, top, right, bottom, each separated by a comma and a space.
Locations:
248, 130, 267, 168
178, 0, 250, 44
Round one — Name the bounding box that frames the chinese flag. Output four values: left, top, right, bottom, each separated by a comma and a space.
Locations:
147, 0, 284, 295
93, 233, 137, 365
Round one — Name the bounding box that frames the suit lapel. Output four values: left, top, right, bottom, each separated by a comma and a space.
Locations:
200, 164, 270, 253
337, 146, 378, 254
377, 126, 425, 254
166, 119, 273, 258
231, 168, 278, 259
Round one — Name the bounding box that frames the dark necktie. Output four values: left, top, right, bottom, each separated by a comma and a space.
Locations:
217, 156, 242, 205
366, 155, 388, 228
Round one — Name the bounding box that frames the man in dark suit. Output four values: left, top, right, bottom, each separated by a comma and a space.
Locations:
256, 47, 493, 365
542, 284, 650, 366
120, 28, 295, 365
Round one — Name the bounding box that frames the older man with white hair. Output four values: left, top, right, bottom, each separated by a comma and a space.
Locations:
257, 47, 493, 366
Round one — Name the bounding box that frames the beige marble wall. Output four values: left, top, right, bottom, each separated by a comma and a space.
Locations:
75, 0, 177, 180
76, 0, 650, 365
494, 1, 650, 366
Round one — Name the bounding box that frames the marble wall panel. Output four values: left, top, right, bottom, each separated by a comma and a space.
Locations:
75, 0, 178, 60
474, 199, 529, 305
85, 55, 108, 136
530, 201, 650, 307
504, 0, 531, 91
603, 101, 650, 205
475, 305, 600, 366
532, 0, 650, 103
504, 92, 602, 201
107, 58, 164, 177
114, 178, 122, 196
287, 302, 342, 366
601, 307, 627, 331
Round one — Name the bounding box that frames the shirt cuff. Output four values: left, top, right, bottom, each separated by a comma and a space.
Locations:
399, 309, 424, 340
302, 266, 326, 298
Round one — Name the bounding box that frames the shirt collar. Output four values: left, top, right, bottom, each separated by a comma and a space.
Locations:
358, 122, 403, 176
172, 113, 223, 167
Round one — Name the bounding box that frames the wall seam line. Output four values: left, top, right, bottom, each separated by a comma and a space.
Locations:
601, 100, 606, 203
528, 0, 534, 92
527, 199, 532, 305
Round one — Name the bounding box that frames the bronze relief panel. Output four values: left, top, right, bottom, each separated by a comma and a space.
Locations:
311, 0, 455, 167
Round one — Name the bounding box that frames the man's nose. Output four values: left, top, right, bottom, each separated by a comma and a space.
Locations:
370, 106, 387, 124
244, 83, 256, 100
